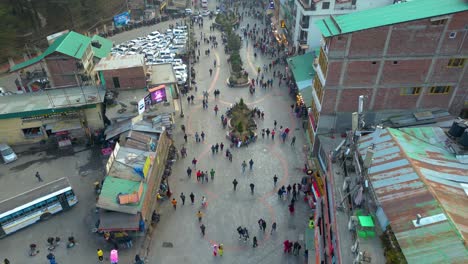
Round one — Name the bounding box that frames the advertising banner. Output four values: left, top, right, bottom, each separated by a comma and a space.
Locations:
138, 98, 145, 114
114, 12, 130, 27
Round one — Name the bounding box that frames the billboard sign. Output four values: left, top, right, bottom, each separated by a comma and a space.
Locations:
149, 85, 167, 103
138, 98, 145, 114
114, 12, 130, 27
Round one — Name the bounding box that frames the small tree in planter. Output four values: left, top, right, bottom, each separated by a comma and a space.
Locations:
228, 98, 257, 145
217, 12, 248, 86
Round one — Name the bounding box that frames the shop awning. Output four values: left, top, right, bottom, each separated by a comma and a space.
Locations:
299, 86, 313, 107
47, 120, 83, 133
98, 211, 141, 232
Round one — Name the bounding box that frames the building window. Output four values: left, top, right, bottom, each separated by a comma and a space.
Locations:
447, 58, 465, 68
322, 2, 330, 9
372, 61, 377, 64
393, 61, 398, 64
400, 87, 421, 96
449, 32, 457, 39
314, 76, 324, 102
318, 47, 328, 77
429, 86, 452, 94
22, 127, 43, 138
430, 19, 447, 26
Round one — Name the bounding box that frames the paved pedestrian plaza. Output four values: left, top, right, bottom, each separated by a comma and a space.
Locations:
146, 1, 312, 263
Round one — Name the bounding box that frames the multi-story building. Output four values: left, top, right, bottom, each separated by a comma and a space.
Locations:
309, 0, 468, 151
10, 31, 112, 91
293, 0, 393, 51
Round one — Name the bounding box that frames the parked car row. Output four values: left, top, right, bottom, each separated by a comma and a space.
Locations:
111, 26, 190, 85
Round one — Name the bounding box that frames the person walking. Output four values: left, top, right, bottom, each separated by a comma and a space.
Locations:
287, 184, 292, 195
274, 120, 277, 129
250, 183, 255, 194
192, 158, 198, 168
196, 210, 204, 222
232, 179, 238, 191
201, 131, 206, 141
271, 222, 277, 235
258, 219, 264, 230
220, 143, 224, 151
271, 129, 276, 140
189, 192, 195, 204
273, 175, 278, 186
201, 196, 207, 208
288, 203, 295, 215
171, 198, 177, 210
200, 224, 206, 236
3, 259, 10, 264
261, 220, 267, 232
210, 169, 215, 180
252, 236, 258, 248
180, 193, 186, 205
209, 68, 213, 76
35, 171, 43, 182
249, 159, 254, 171
187, 167, 192, 178
110, 249, 119, 264
218, 244, 224, 256
241, 161, 247, 173
291, 136, 296, 146
97, 248, 104, 262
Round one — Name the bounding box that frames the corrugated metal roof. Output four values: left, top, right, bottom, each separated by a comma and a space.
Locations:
107, 146, 152, 182
10, 31, 112, 72
358, 127, 468, 264
94, 54, 145, 71
96, 176, 147, 214
91, 35, 113, 59
286, 51, 316, 86
316, 0, 468, 37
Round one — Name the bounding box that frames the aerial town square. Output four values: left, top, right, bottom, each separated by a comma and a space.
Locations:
0, 0, 467, 263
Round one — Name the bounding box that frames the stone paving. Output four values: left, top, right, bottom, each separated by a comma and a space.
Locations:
145, 1, 313, 264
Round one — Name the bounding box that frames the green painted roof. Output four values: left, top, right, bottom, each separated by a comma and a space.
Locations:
91, 35, 114, 59
316, 0, 468, 37
96, 176, 147, 215
10, 31, 113, 72
287, 51, 316, 86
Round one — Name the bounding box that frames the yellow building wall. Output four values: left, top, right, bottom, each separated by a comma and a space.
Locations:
0, 104, 104, 145
0, 118, 48, 145
84, 103, 104, 131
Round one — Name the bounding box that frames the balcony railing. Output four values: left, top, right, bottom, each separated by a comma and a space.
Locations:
297, 0, 316, 11
300, 21, 309, 29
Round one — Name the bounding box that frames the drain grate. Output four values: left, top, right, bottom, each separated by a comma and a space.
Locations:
162, 242, 173, 248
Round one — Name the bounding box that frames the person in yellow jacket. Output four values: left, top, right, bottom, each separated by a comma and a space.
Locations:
97, 248, 104, 262
218, 244, 224, 256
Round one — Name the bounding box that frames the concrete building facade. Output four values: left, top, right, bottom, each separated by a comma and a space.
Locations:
0, 86, 106, 145
10, 32, 113, 91
309, 0, 468, 139
94, 55, 148, 90
293, 0, 393, 51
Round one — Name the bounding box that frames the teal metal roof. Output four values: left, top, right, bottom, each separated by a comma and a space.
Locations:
316, 0, 468, 37
10, 31, 112, 72
358, 127, 468, 263
91, 35, 113, 59
96, 176, 148, 215
287, 51, 316, 88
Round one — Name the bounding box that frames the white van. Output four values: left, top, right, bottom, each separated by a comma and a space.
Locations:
0, 144, 17, 164
173, 29, 187, 37
159, 50, 175, 58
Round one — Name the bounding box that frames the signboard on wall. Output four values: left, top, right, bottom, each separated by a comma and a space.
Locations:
138, 98, 145, 114
114, 12, 130, 27
149, 85, 167, 103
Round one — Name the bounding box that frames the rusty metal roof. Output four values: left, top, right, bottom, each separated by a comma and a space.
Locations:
358, 127, 468, 264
